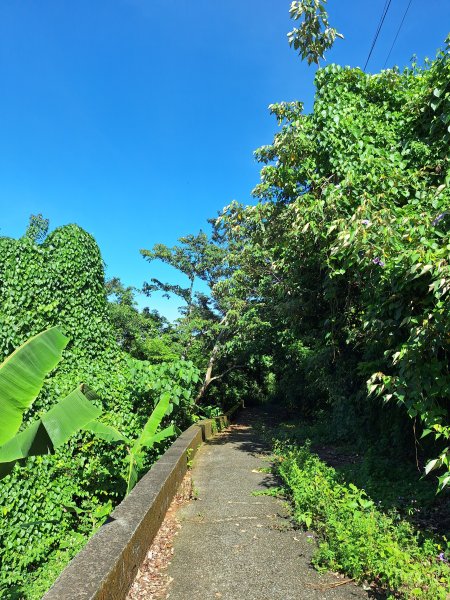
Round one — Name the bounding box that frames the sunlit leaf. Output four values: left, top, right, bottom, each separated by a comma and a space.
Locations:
0, 327, 69, 445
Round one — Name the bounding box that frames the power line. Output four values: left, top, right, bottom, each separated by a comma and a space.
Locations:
383, 0, 414, 68
364, 0, 394, 71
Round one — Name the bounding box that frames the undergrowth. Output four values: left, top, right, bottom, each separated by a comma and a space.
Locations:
274, 441, 450, 599
268, 415, 450, 535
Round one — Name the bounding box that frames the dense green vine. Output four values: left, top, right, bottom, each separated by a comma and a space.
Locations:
0, 220, 199, 598
215, 39, 450, 485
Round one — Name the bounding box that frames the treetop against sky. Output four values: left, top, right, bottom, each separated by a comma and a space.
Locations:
1, 0, 449, 320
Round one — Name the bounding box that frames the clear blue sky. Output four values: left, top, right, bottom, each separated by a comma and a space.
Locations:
1, 1, 449, 319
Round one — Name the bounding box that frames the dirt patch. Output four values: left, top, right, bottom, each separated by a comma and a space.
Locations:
126, 473, 193, 600
312, 444, 360, 469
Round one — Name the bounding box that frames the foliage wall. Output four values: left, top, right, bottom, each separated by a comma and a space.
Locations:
215, 41, 450, 481
0, 222, 199, 598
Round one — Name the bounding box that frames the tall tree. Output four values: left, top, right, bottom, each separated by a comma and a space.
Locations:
212, 41, 450, 489
141, 231, 254, 402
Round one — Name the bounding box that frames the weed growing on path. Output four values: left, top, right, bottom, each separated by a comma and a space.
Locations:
251, 487, 285, 498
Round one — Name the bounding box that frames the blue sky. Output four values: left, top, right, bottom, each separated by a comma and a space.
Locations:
1, 0, 449, 319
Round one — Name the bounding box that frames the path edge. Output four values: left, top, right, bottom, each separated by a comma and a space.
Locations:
43, 401, 243, 600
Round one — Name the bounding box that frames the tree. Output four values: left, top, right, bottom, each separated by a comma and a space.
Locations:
105, 277, 178, 362
24, 213, 49, 244
287, 0, 343, 65
141, 231, 253, 403
213, 42, 450, 489
141, 231, 225, 315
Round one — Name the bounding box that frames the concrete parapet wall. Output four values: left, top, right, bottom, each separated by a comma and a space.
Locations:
43, 401, 242, 600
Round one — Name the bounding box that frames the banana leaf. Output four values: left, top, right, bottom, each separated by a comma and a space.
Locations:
139, 425, 177, 449
0, 327, 69, 445
125, 393, 176, 494
83, 420, 130, 444
42, 385, 102, 447
0, 385, 102, 480
133, 392, 171, 451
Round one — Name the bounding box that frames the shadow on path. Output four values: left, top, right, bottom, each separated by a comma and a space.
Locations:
164, 408, 371, 600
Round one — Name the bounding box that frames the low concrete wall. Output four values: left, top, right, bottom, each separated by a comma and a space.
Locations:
44, 402, 242, 600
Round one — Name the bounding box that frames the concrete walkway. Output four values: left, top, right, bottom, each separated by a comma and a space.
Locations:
166, 411, 369, 600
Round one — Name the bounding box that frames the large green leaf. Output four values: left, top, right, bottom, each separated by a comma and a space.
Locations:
41, 386, 102, 447
125, 394, 174, 495
0, 420, 51, 464
0, 420, 50, 480
0, 327, 69, 445
139, 425, 177, 449
84, 420, 129, 444
0, 385, 102, 479
134, 392, 171, 452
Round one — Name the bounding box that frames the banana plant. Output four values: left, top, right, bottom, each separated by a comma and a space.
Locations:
85, 391, 177, 494
0, 327, 102, 479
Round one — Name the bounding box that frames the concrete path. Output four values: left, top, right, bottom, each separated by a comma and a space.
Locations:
166, 411, 369, 600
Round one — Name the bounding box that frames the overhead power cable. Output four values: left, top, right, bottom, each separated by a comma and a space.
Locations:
363, 0, 393, 71
383, 0, 414, 68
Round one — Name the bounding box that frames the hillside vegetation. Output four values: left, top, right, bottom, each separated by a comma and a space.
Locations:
212, 40, 450, 480
0, 221, 199, 598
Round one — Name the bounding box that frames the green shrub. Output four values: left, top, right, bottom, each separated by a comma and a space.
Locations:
276, 443, 450, 599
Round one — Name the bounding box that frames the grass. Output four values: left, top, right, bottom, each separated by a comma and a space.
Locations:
264, 418, 446, 531
274, 442, 450, 599
252, 412, 450, 599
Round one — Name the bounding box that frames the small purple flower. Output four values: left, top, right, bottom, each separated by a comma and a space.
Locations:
438, 552, 448, 563
372, 257, 385, 267
432, 212, 448, 226
361, 219, 371, 226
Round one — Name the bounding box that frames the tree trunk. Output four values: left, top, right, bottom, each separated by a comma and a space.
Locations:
195, 314, 228, 404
